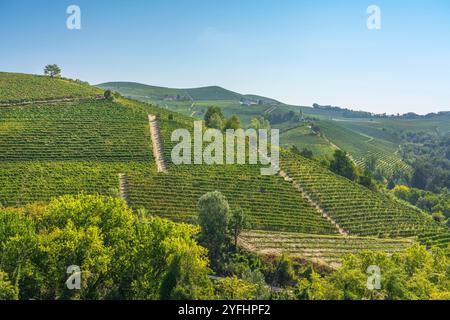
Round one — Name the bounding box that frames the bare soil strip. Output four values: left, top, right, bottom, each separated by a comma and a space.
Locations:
148, 114, 168, 173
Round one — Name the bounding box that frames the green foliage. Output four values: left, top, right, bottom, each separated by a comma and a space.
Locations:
44, 64, 61, 78
0, 271, 18, 299
401, 132, 449, 192
204, 106, 225, 129
290, 145, 313, 159
229, 208, 247, 248
1, 73, 448, 292
317, 120, 410, 178
0, 194, 214, 300
358, 172, 377, 191
208, 113, 224, 130
391, 185, 450, 224
197, 191, 231, 263
250, 116, 270, 130
267, 255, 296, 287
330, 150, 358, 181
215, 276, 258, 300
224, 115, 241, 131
103, 89, 114, 100
298, 244, 450, 300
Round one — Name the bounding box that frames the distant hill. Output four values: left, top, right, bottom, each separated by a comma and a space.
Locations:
97, 81, 282, 104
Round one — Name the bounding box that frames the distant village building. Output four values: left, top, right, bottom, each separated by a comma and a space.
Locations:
239, 98, 258, 106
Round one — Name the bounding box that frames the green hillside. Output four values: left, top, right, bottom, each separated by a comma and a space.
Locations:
1, 73, 448, 268
317, 120, 410, 174
0, 72, 101, 104
96, 81, 285, 126
97, 82, 270, 102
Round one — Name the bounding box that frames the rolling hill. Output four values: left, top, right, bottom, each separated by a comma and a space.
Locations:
97, 81, 449, 176
1, 73, 448, 269
97, 82, 281, 104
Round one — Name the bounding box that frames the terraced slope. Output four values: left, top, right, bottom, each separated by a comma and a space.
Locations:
318, 120, 410, 174
0, 162, 152, 207
240, 230, 414, 268
0, 100, 151, 161
1, 73, 448, 267
0, 72, 101, 103
0, 81, 337, 236
128, 165, 338, 234
280, 151, 449, 244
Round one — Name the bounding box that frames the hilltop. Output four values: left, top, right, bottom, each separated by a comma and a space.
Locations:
97, 81, 282, 104
0, 72, 102, 104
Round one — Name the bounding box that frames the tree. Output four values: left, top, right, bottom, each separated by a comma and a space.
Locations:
197, 191, 231, 263
204, 107, 224, 128
431, 212, 445, 223
330, 150, 358, 181
290, 145, 301, 155
411, 162, 428, 190
215, 276, 257, 300
104, 89, 114, 100
365, 156, 377, 173
273, 255, 296, 287
43, 64, 61, 78
310, 124, 321, 133
0, 194, 215, 300
290, 145, 313, 159
224, 115, 241, 131
208, 113, 224, 130
300, 148, 313, 159
298, 244, 450, 300
250, 116, 270, 130
229, 208, 247, 249
359, 173, 376, 190
0, 272, 18, 300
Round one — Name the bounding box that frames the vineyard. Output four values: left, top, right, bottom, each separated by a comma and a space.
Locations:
127, 165, 338, 235
0, 73, 448, 267
0, 100, 152, 161
280, 151, 449, 246
318, 120, 410, 175
240, 230, 414, 268
0, 72, 101, 103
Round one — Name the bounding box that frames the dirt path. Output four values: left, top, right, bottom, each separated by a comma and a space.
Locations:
148, 114, 168, 173
278, 170, 349, 236
252, 142, 347, 236
118, 173, 130, 206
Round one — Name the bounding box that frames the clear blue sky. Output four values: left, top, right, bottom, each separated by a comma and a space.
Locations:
1, 0, 449, 114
